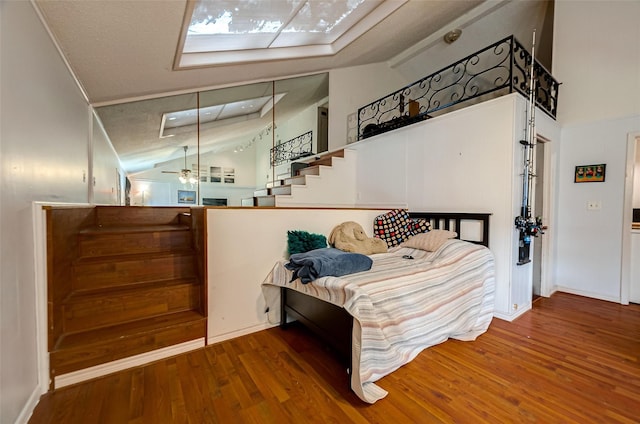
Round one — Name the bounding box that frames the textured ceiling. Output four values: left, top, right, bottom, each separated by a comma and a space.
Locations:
35, 0, 484, 104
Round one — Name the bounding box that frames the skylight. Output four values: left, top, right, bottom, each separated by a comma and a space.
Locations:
177, 0, 407, 68
159, 93, 286, 138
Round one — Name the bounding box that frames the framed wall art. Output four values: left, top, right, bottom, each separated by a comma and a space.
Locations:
177, 190, 196, 204
574, 164, 606, 183
210, 166, 222, 183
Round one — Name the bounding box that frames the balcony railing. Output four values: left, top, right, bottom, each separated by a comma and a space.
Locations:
271, 130, 313, 166
357, 35, 560, 140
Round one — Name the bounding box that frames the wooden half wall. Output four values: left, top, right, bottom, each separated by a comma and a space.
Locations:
206, 207, 392, 343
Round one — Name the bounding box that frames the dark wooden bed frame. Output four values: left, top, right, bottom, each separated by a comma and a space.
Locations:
279, 212, 491, 368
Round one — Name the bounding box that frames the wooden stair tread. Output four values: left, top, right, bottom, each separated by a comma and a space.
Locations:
270, 185, 293, 196
254, 195, 276, 207
297, 165, 321, 176
64, 277, 200, 300
74, 248, 194, 264
284, 175, 306, 185
79, 224, 189, 235
54, 310, 205, 351
308, 149, 345, 166
61, 278, 202, 334
95, 206, 191, 227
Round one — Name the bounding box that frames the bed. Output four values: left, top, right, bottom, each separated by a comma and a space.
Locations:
261, 212, 494, 403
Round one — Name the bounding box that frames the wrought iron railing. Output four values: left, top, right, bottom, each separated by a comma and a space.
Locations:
270, 130, 313, 166
357, 35, 560, 140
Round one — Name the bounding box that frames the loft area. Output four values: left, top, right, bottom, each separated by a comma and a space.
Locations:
357, 35, 560, 141
269, 35, 559, 165
357, 35, 560, 140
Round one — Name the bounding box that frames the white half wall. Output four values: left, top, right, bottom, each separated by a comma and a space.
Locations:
348, 94, 560, 319
206, 208, 391, 343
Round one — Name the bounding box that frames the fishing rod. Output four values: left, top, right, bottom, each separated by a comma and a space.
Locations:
515, 30, 544, 265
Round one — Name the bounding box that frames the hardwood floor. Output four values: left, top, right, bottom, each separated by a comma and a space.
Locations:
29, 292, 640, 423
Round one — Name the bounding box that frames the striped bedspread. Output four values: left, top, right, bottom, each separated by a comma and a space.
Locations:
261, 239, 495, 403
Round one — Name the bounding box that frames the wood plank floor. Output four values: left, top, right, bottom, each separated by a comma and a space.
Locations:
29, 292, 640, 423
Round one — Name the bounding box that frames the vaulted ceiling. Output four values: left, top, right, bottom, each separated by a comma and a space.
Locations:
35, 0, 490, 104
33, 0, 551, 176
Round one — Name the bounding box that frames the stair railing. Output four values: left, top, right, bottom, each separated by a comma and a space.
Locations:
270, 130, 313, 166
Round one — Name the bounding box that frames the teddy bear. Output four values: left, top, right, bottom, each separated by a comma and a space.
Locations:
328, 221, 388, 255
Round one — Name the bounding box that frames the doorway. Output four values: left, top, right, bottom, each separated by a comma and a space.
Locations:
532, 136, 549, 299
622, 133, 640, 304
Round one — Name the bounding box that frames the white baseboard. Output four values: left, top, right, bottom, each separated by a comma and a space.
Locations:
555, 286, 620, 303
54, 338, 205, 389
208, 322, 277, 345
493, 301, 532, 322
14, 383, 46, 424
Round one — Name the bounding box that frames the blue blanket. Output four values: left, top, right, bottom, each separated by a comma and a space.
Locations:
284, 248, 373, 284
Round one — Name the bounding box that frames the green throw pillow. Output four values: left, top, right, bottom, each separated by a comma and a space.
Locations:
287, 230, 327, 255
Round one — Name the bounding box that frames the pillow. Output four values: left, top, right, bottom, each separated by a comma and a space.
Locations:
400, 229, 458, 252
287, 230, 327, 255
373, 209, 415, 247
411, 218, 431, 235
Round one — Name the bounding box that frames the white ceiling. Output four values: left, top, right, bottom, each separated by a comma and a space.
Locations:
33, 0, 549, 177
35, 0, 486, 104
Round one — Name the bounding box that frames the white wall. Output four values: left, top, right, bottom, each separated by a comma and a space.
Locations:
552, 1, 640, 302
199, 145, 257, 190
92, 111, 126, 205
635, 145, 640, 209
129, 179, 172, 206
553, 1, 640, 127
329, 62, 406, 149
348, 94, 561, 319
392, 0, 552, 84
556, 116, 638, 301
273, 102, 319, 179
0, 2, 92, 422
255, 125, 275, 185
129, 179, 256, 207
129, 144, 258, 206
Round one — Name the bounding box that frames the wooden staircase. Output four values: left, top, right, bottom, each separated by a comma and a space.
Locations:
249, 149, 347, 207
46, 206, 206, 386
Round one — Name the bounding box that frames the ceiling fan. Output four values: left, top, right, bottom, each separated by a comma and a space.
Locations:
162, 146, 197, 184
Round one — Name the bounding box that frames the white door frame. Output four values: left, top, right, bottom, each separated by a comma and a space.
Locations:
536, 134, 555, 298
621, 132, 639, 305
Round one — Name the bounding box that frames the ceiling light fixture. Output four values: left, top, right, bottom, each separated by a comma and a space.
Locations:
443, 29, 462, 44
178, 146, 198, 184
